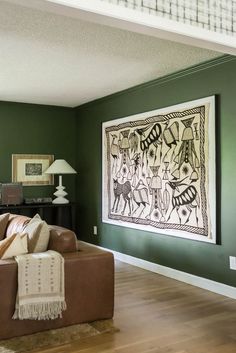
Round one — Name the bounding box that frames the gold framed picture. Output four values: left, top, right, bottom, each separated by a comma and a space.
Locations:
12, 154, 54, 186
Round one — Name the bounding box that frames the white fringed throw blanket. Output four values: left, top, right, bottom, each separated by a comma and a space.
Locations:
13, 250, 66, 320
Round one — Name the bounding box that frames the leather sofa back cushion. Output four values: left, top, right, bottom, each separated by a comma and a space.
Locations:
6, 214, 77, 253
6, 215, 30, 237
0, 213, 10, 240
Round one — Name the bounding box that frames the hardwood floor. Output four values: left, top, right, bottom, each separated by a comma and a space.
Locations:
36, 260, 236, 353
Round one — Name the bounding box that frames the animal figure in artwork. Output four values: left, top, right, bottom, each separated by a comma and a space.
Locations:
165, 178, 200, 226
112, 179, 132, 216
132, 180, 149, 218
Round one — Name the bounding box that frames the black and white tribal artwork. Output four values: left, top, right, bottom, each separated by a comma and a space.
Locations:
102, 97, 216, 243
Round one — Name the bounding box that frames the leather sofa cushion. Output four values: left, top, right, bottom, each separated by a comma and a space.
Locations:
5, 215, 77, 254
48, 225, 77, 253
6, 214, 30, 237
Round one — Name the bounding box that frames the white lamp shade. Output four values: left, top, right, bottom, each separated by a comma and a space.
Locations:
45, 159, 77, 175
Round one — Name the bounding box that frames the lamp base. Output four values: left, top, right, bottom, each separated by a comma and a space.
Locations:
52, 181, 69, 204
52, 197, 69, 204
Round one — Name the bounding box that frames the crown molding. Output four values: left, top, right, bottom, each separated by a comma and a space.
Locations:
76, 54, 235, 110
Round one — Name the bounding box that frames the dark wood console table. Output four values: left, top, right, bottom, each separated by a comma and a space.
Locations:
0, 203, 77, 231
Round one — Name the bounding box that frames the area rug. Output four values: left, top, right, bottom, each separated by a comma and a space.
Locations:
0, 319, 118, 353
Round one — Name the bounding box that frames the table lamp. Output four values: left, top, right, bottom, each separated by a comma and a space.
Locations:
44, 159, 77, 204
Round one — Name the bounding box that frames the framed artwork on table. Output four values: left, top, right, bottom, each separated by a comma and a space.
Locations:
12, 154, 54, 186
102, 96, 216, 243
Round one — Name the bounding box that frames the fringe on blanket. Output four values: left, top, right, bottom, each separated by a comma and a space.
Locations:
13, 301, 67, 320
13, 250, 66, 321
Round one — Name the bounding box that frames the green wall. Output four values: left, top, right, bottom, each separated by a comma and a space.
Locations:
76, 56, 236, 287
2, 57, 235, 287
0, 101, 77, 201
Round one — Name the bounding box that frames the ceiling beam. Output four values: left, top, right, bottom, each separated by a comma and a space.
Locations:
4, 0, 236, 55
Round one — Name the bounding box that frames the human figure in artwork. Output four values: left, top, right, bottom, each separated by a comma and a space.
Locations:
162, 120, 179, 162
130, 152, 141, 187
171, 117, 200, 181
110, 134, 119, 175
146, 166, 165, 221
162, 161, 170, 180
116, 130, 131, 180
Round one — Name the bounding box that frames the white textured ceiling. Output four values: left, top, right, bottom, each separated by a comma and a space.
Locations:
0, 1, 221, 107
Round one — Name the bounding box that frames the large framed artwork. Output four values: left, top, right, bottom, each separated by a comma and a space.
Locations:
12, 154, 54, 186
102, 96, 216, 243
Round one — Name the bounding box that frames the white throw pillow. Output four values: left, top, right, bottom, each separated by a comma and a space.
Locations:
0, 213, 10, 240
0, 233, 28, 260
20, 233, 28, 253
24, 214, 50, 253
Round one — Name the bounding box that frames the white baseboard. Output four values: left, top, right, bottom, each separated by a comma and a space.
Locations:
99, 246, 236, 299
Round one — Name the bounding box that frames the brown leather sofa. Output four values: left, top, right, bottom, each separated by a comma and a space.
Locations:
0, 214, 114, 340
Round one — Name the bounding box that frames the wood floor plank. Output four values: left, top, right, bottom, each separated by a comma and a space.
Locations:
26, 260, 236, 353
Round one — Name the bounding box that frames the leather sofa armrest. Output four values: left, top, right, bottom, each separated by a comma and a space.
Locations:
47, 225, 77, 253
